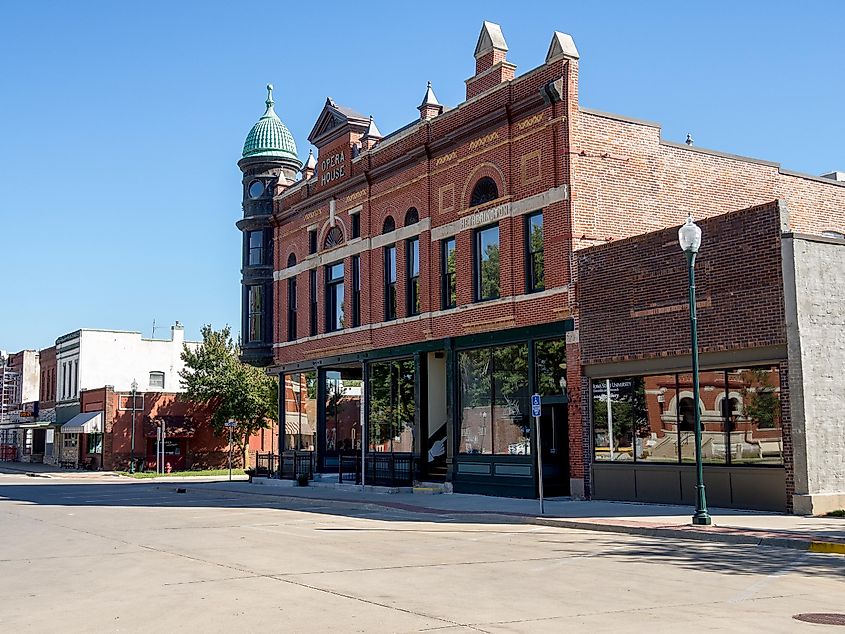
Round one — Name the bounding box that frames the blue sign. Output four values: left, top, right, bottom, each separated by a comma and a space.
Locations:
531, 393, 542, 417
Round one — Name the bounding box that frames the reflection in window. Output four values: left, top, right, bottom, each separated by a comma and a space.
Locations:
407, 237, 420, 315
369, 359, 415, 453
535, 338, 567, 397
526, 211, 544, 292
592, 366, 782, 466
287, 372, 316, 451
324, 370, 362, 454
441, 238, 456, 309
326, 262, 344, 332
474, 224, 500, 301
385, 244, 397, 320
247, 285, 262, 342
459, 345, 529, 455
248, 230, 264, 266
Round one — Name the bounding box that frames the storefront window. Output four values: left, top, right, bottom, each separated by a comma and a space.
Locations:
368, 359, 415, 453
535, 338, 567, 397
593, 366, 783, 466
288, 372, 316, 451
87, 433, 103, 454
324, 369, 362, 453
459, 345, 529, 455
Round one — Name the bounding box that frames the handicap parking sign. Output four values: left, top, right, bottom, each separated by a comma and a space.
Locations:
531, 393, 542, 417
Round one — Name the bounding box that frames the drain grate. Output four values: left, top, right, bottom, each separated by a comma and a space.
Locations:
793, 614, 845, 626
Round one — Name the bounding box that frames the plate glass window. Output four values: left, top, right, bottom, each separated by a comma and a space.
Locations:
248, 180, 264, 199
248, 285, 263, 342
248, 230, 264, 265
442, 238, 457, 309
326, 262, 345, 332
474, 224, 500, 301
526, 211, 544, 292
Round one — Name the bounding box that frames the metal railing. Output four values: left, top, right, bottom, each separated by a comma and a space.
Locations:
280, 450, 314, 480
338, 452, 415, 487
255, 452, 278, 477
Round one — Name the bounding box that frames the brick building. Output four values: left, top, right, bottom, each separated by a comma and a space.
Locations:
235, 22, 845, 505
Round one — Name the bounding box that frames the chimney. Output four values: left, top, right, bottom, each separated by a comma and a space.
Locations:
466, 21, 515, 100
361, 115, 383, 151
418, 81, 443, 121
820, 171, 845, 182
301, 149, 317, 180
171, 321, 184, 345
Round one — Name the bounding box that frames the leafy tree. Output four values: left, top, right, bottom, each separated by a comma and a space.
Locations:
179, 325, 277, 463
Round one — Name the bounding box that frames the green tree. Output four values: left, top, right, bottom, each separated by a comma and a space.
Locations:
179, 325, 278, 463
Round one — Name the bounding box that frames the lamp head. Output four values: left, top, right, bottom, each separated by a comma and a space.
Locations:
678, 215, 702, 253
131, 379, 138, 392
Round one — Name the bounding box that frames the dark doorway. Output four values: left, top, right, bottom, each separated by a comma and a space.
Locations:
538, 403, 569, 496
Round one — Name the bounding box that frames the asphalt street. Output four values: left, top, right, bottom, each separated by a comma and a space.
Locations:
0, 470, 843, 633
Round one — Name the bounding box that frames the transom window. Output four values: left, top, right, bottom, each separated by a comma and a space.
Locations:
404, 207, 419, 225
287, 253, 297, 268
470, 176, 499, 207
382, 216, 396, 234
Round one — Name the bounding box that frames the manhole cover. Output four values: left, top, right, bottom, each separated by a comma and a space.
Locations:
793, 614, 845, 626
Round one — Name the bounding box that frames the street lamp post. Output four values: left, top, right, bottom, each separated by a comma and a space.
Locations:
678, 215, 711, 526
130, 379, 138, 473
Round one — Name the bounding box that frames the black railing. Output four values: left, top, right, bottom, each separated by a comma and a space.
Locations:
280, 450, 314, 480
338, 452, 415, 487
255, 452, 278, 477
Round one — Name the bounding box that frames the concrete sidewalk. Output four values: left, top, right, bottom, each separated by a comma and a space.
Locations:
176, 478, 845, 555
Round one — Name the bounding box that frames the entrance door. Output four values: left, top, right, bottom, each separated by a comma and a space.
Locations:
538, 403, 569, 496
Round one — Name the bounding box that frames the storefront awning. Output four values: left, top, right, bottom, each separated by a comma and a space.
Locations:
61, 412, 103, 434
19, 421, 53, 429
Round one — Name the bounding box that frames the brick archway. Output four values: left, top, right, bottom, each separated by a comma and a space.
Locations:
461, 162, 507, 210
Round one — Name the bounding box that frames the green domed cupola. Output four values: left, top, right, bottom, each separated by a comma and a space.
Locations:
242, 84, 301, 165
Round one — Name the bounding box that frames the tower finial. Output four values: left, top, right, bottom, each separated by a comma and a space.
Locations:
266, 83, 274, 107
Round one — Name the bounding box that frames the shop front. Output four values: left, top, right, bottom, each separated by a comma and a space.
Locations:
277, 321, 572, 497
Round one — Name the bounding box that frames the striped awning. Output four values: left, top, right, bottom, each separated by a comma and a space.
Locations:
284, 414, 313, 437
61, 412, 103, 434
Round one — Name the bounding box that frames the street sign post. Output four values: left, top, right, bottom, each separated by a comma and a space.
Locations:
225, 420, 237, 482
532, 393, 544, 514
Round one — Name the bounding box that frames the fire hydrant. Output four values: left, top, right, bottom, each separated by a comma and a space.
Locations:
165, 462, 172, 474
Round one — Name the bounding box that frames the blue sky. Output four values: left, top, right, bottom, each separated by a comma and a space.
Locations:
0, 1, 841, 352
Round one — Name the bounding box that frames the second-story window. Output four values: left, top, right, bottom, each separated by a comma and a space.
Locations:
326, 262, 345, 332
352, 255, 361, 327
308, 229, 318, 255
385, 244, 397, 321
407, 237, 420, 315
351, 213, 360, 239
442, 238, 456, 309
287, 276, 297, 341
474, 224, 500, 301
248, 285, 263, 342
248, 230, 264, 265
526, 211, 544, 292
309, 270, 318, 336
149, 371, 165, 389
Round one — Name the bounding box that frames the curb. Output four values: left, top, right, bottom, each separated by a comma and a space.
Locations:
160, 483, 845, 555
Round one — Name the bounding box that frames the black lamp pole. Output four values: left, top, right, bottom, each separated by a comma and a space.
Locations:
130, 379, 138, 473
679, 216, 711, 526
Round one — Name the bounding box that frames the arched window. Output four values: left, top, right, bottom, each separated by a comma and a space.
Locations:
287, 253, 297, 268
679, 397, 697, 432
382, 216, 395, 234
404, 207, 419, 226
470, 176, 499, 207
324, 226, 344, 249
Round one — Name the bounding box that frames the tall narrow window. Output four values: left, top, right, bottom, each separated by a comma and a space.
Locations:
442, 238, 456, 309
308, 229, 318, 255
526, 211, 544, 292
407, 237, 420, 315
248, 285, 263, 342
474, 224, 500, 301
73, 359, 78, 396
247, 230, 264, 265
351, 213, 360, 239
326, 262, 345, 332
287, 276, 297, 341
309, 270, 318, 336
385, 244, 397, 321
352, 255, 361, 327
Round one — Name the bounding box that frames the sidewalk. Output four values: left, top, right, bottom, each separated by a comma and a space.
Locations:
177, 478, 845, 555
